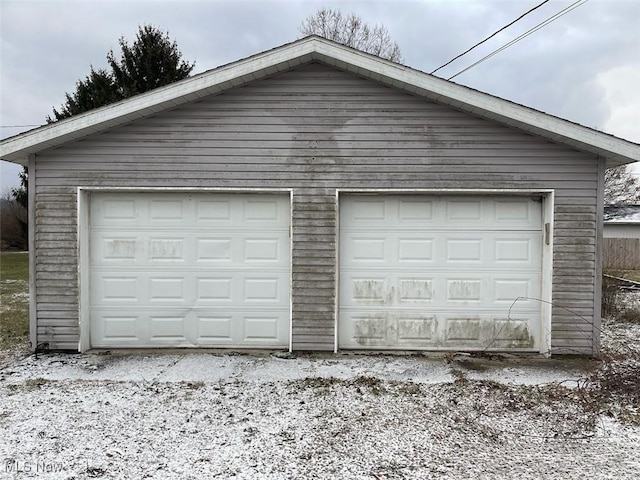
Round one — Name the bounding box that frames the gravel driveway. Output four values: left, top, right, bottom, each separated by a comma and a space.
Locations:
1, 351, 638, 479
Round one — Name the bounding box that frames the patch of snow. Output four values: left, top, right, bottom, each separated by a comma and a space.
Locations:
2, 352, 638, 478
604, 204, 640, 222
8, 292, 29, 300
0, 353, 590, 387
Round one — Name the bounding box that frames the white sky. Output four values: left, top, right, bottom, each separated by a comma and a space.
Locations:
1, 0, 639, 193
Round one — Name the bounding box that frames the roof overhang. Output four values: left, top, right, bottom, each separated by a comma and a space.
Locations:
2, 35, 639, 167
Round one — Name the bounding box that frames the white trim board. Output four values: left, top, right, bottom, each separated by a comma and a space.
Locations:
77, 187, 294, 352
335, 188, 554, 354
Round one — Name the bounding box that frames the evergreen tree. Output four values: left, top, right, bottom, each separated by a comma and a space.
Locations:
48, 68, 120, 121
49, 25, 194, 120
108, 25, 194, 98
14, 25, 195, 216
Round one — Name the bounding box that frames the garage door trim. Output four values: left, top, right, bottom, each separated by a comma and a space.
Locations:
78, 188, 293, 352
335, 189, 554, 354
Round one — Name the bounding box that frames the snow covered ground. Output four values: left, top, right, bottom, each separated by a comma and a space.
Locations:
1, 347, 639, 479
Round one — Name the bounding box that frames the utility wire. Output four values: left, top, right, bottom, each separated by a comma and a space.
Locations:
431, 0, 550, 75
448, 0, 589, 80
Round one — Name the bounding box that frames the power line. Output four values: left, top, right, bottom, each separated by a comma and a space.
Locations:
431, 0, 550, 75
0, 124, 42, 128
448, 0, 590, 81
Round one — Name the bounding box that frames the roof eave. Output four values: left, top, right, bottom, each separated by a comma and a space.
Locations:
2, 36, 639, 168
310, 42, 638, 168
0, 38, 320, 165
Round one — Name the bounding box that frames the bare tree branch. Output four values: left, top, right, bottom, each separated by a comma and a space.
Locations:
605, 165, 640, 205
299, 8, 403, 63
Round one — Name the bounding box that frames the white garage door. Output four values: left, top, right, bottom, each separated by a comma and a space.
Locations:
89, 192, 290, 348
339, 195, 542, 351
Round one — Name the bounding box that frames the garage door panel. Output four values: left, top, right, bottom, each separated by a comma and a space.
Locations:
196, 238, 233, 261
398, 199, 434, 221
341, 232, 540, 268
445, 199, 483, 222
90, 193, 290, 348
97, 315, 139, 343
196, 277, 233, 302
197, 316, 233, 343
91, 306, 290, 348
443, 316, 535, 349
96, 276, 140, 303
342, 197, 541, 230
341, 274, 435, 306
397, 238, 434, 263
148, 238, 185, 262
93, 272, 289, 306
492, 278, 538, 305
95, 196, 289, 226
149, 199, 185, 221
345, 199, 387, 223
92, 231, 289, 266
195, 196, 288, 225
493, 198, 542, 228
149, 315, 188, 342
242, 316, 283, 342
97, 237, 139, 262
495, 238, 534, 264
342, 273, 539, 308
398, 278, 434, 303
348, 313, 392, 347
95, 198, 137, 224
397, 316, 438, 345
340, 195, 542, 351
349, 238, 387, 262
445, 238, 483, 263
200, 312, 288, 346
243, 237, 285, 263
196, 199, 232, 221
243, 198, 282, 222
148, 276, 186, 302
340, 311, 439, 348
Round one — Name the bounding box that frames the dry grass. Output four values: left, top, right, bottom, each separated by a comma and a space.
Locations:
602, 271, 640, 322
0, 252, 30, 366
606, 270, 640, 283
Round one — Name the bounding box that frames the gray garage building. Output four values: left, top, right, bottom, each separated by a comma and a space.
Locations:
2, 36, 639, 355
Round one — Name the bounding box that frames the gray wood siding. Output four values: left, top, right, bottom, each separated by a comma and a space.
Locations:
34, 63, 599, 353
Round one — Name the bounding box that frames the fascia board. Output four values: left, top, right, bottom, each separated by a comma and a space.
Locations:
2, 36, 639, 168
0, 39, 318, 165
310, 40, 640, 167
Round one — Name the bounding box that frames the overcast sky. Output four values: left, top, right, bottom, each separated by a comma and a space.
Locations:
1, 0, 639, 193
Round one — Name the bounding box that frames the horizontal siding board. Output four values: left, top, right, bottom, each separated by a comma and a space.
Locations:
293, 320, 337, 328
33, 63, 598, 352
554, 285, 599, 293
291, 344, 335, 351
290, 335, 335, 343
37, 318, 79, 327
551, 324, 595, 333
554, 244, 596, 253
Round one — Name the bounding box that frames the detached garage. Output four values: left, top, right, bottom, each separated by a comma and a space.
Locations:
2, 36, 639, 355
